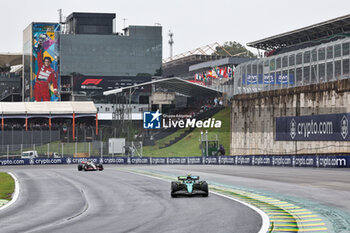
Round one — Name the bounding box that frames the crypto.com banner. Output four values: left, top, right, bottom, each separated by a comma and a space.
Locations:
276, 113, 350, 141
1, 155, 349, 168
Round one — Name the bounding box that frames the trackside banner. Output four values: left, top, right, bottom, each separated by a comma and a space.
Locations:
276, 113, 350, 141
0, 155, 349, 168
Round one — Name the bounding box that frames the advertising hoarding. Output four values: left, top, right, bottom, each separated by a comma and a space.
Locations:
276, 113, 350, 141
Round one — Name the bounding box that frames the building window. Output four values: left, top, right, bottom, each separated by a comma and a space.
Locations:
270, 59, 275, 71
318, 47, 325, 60
327, 46, 333, 59
326, 62, 333, 81
343, 59, 350, 79
303, 51, 310, 63
342, 43, 350, 56
296, 53, 302, 65
289, 68, 295, 87
334, 44, 341, 58
276, 57, 281, 69
312, 49, 317, 62
303, 66, 310, 84
335, 60, 341, 79
282, 56, 288, 68
319, 63, 325, 82
289, 54, 295, 66
296, 67, 302, 85
311, 64, 317, 84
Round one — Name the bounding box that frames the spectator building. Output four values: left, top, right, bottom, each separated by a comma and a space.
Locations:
230, 14, 350, 156
233, 14, 350, 96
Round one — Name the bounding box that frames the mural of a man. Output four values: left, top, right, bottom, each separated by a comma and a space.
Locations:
34, 42, 58, 101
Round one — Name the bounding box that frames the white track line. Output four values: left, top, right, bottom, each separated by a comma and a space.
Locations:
0, 172, 20, 211
127, 170, 270, 233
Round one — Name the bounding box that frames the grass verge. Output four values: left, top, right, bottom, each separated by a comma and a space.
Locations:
0, 172, 15, 200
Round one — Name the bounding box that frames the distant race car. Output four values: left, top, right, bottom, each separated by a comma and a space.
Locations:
171, 175, 208, 197
77, 160, 104, 171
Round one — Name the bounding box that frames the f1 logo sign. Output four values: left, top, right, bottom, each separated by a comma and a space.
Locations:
81, 79, 102, 85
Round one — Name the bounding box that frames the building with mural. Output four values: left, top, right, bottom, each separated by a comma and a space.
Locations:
23, 12, 162, 102
23, 23, 60, 102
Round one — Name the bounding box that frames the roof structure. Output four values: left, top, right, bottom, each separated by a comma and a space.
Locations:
189, 56, 254, 72
0, 53, 22, 68
247, 14, 350, 50
0, 101, 96, 115
103, 77, 223, 97
162, 43, 231, 64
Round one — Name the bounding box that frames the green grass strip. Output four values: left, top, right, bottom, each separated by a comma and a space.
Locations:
0, 172, 15, 200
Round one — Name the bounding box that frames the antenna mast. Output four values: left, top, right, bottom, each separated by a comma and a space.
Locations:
168, 30, 174, 59
58, 9, 63, 23
122, 18, 127, 28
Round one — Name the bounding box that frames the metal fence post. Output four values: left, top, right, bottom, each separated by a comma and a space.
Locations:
7, 144, 9, 160
100, 141, 103, 158
140, 141, 143, 157
112, 141, 114, 157
47, 143, 50, 158
61, 143, 64, 157
75, 142, 77, 156
20, 144, 23, 155
33, 144, 35, 152
88, 142, 91, 157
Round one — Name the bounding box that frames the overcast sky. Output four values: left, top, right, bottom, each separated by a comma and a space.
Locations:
1, 0, 350, 58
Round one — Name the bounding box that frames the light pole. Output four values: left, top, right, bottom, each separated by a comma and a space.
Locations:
205, 130, 208, 157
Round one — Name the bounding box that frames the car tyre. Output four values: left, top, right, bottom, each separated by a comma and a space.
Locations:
78, 164, 83, 171
171, 181, 178, 197
201, 182, 209, 197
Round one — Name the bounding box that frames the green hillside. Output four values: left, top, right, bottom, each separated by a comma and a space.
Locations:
143, 107, 231, 157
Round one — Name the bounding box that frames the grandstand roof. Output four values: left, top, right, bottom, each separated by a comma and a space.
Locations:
0, 101, 96, 115
189, 56, 254, 72
103, 77, 223, 97
247, 14, 350, 50
0, 53, 22, 68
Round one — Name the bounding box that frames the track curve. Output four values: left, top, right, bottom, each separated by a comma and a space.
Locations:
0, 166, 261, 233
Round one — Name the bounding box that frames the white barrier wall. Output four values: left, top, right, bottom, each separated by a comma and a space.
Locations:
231, 79, 350, 155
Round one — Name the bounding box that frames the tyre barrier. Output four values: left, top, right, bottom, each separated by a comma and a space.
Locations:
0, 155, 349, 168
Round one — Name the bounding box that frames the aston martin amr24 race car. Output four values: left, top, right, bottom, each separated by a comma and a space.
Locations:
77, 160, 104, 171
171, 175, 208, 197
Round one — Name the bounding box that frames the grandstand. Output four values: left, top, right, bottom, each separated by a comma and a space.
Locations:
233, 14, 350, 96
0, 102, 97, 144
230, 14, 350, 156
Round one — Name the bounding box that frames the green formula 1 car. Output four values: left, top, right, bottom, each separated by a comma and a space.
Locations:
171, 175, 209, 197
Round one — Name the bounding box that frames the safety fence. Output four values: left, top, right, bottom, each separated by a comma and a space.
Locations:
0, 155, 349, 168
0, 141, 143, 158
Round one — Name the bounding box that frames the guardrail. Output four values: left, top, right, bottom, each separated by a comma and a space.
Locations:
0, 155, 349, 168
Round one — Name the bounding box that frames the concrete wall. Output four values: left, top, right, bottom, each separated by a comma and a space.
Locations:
150, 92, 175, 105
231, 79, 350, 155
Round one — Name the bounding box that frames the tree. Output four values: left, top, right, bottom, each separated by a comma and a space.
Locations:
214, 41, 257, 58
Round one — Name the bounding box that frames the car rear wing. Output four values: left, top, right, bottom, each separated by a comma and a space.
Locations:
178, 176, 199, 181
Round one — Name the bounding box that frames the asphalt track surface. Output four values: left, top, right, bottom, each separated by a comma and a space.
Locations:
0, 165, 262, 233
